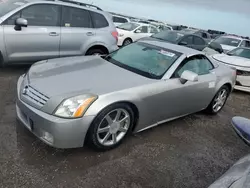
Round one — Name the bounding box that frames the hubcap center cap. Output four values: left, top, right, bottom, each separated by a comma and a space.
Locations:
109, 122, 120, 134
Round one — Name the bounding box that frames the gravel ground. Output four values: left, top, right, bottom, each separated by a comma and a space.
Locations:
0, 66, 250, 188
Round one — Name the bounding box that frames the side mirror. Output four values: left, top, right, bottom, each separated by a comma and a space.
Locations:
180, 70, 198, 84
15, 18, 28, 30
179, 41, 188, 46
135, 29, 141, 33
227, 51, 233, 56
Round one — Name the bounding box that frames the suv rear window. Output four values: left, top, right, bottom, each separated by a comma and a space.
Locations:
62, 6, 92, 28
113, 16, 127, 23
90, 11, 109, 28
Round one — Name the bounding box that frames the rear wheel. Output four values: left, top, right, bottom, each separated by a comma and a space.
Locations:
87, 103, 134, 151
205, 85, 230, 114
86, 48, 106, 56
122, 38, 132, 46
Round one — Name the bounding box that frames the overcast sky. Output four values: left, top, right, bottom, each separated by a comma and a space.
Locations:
84, 0, 250, 36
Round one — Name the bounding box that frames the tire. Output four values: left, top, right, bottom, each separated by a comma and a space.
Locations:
86, 48, 106, 56
87, 103, 134, 151
205, 85, 230, 114
122, 38, 132, 46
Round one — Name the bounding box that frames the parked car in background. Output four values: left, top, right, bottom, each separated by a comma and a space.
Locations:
207, 29, 226, 39
182, 28, 212, 42
16, 41, 235, 150
141, 30, 209, 51
116, 22, 159, 46
148, 21, 173, 31
112, 15, 130, 27
212, 35, 250, 53
212, 47, 250, 92
167, 24, 188, 31
0, 0, 118, 67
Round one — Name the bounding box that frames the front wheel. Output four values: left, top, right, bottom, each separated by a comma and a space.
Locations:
205, 85, 230, 114
87, 103, 134, 151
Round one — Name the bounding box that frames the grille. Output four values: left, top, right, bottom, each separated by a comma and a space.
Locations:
22, 85, 49, 106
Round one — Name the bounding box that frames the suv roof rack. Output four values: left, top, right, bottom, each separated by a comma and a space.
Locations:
48, 0, 102, 10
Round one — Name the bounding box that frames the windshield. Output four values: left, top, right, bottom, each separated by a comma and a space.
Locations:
0, 0, 28, 17
228, 48, 250, 59
106, 42, 182, 79
117, 22, 140, 31
151, 30, 184, 43
214, 37, 241, 47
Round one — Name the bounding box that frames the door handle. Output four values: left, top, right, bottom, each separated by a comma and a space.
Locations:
49, 32, 59, 36
86, 32, 94, 36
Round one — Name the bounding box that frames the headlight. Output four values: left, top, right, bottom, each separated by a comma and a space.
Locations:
54, 94, 98, 118
118, 33, 124, 37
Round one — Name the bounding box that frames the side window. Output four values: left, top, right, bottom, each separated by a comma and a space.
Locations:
173, 55, 214, 78
62, 6, 92, 28
137, 26, 148, 33
240, 40, 246, 47
194, 37, 206, 45
21, 4, 60, 26
150, 26, 158, 34
180, 36, 193, 44
90, 11, 109, 28
245, 41, 250, 47
201, 33, 207, 38
3, 12, 21, 25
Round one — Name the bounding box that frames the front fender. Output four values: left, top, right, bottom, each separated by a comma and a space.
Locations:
84, 90, 149, 131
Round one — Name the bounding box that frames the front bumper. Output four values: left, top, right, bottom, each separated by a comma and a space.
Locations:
16, 76, 95, 149
235, 75, 250, 93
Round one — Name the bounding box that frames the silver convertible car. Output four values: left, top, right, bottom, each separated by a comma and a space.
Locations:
16, 41, 236, 150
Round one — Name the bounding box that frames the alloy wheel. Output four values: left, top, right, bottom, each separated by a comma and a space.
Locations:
212, 89, 228, 112
97, 108, 131, 146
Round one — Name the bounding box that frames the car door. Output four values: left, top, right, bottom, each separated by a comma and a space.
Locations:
192, 36, 206, 51
59, 6, 93, 57
156, 55, 217, 122
3, 4, 61, 63
133, 26, 150, 41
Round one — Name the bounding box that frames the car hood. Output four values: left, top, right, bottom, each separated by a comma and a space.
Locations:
212, 54, 250, 68
27, 56, 153, 98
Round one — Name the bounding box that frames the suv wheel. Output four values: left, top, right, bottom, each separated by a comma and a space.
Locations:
86, 49, 106, 56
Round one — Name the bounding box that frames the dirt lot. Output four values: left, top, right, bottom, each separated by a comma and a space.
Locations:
0, 66, 250, 188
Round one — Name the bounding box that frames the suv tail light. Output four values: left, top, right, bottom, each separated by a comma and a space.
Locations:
111, 31, 118, 42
